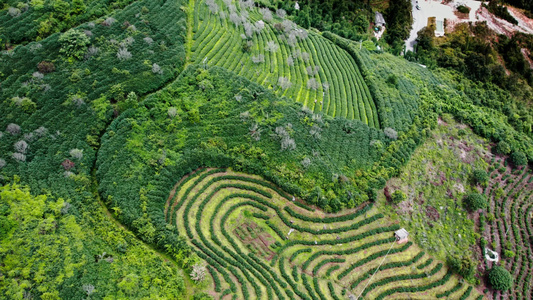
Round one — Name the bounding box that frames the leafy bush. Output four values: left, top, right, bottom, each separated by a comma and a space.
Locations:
487, 266, 513, 291
457, 5, 470, 14
449, 254, 476, 282
391, 190, 406, 204
495, 141, 511, 155
59, 29, 90, 60
463, 192, 487, 211
472, 169, 489, 184
510, 151, 527, 167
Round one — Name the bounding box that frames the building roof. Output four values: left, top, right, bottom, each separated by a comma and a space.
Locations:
395, 228, 409, 239
375, 12, 386, 25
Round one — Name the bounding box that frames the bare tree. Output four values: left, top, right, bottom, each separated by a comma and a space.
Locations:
102, 17, 116, 26
312, 114, 323, 124
384, 127, 398, 140
117, 47, 132, 60
6, 123, 21, 135
278, 77, 292, 90
205, 0, 219, 13
143, 37, 154, 45
83, 284, 95, 298
310, 124, 322, 139
34, 126, 47, 137
287, 56, 294, 67
72, 95, 85, 107
85, 46, 99, 59
307, 78, 319, 90
306, 66, 320, 76
287, 33, 297, 47
243, 22, 253, 38
322, 82, 330, 91
12, 153, 26, 162
249, 123, 261, 141
168, 107, 177, 118
301, 157, 311, 168
276, 9, 287, 18
152, 63, 163, 75
275, 126, 288, 139
301, 52, 310, 63
14, 140, 28, 154
254, 20, 265, 33
190, 262, 207, 282
239, 0, 254, 10
70, 149, 83, 160
8, 7, 21, 17
0, 159, 6, 169
281, 20, 295, 33
32, 72, 44, 79
240, 111, 250, 122
251, 54, 265, 64
281, 136, 296, 151
265, 41, 279, 52
295, 29, 308, 40
260, 8, 273, 22
229, 12, 241, 27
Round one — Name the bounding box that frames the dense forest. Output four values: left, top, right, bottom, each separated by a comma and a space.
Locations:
1, 0, 532, 299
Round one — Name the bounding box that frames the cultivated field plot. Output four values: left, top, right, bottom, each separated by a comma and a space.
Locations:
190, 0, 378, 126
483, 159, 533, 300
165, 168, 482, 299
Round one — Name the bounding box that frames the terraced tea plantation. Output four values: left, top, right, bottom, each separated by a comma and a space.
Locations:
483, 159, 533, 299
190, 0, 378, 126
165, 168, 482, 299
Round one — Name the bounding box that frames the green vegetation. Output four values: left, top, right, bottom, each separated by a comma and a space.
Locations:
2, 0, 533, 298
377, 116, 488, 261
488, 265, 513, 291
191, 0, 378, 123
464, 192, 488, 212
483, 155, 533, 298
163, 168, 478, 298
457, 5, 471, 14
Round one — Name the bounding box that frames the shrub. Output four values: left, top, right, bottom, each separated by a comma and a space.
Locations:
391, 190, 406, 204
503, 249, 515, 258
510, 151, 527, 167
487, 266, 513, 291
463, 192, 487, 211
449, 254, 476, 281
37, 61, 55, 74
457, 5, 470, 13
59, 29, 90, 60
472, 169, 488, 184
495, 141, 511, 155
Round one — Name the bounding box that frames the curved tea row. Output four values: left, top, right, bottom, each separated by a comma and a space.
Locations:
165, 168, 478, 299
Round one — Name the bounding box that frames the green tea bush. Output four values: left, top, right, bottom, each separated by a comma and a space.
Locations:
436, 281, 463, 298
